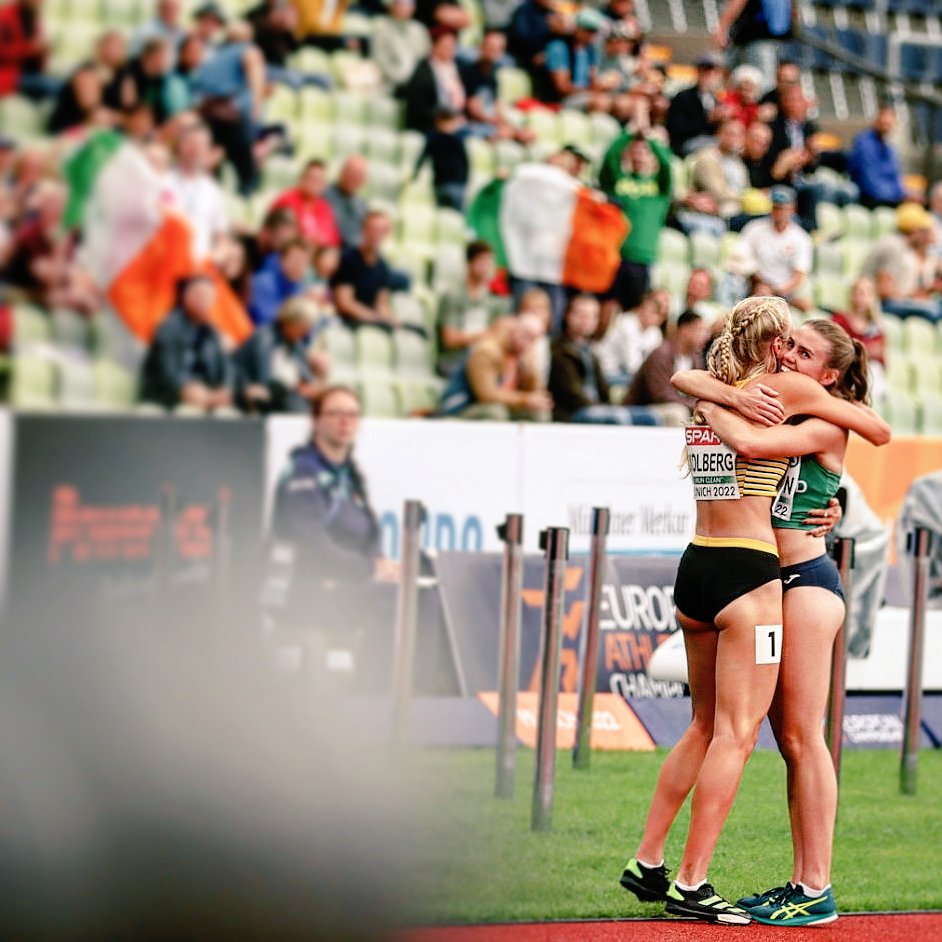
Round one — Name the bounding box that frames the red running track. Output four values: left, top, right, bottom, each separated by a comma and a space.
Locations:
400, 913, 942, 942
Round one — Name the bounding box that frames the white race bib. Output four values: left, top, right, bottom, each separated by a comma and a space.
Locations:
685, 426, 741, 501
772, 456, 802, 521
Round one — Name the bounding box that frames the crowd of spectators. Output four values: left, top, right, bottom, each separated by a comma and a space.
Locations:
1, 0, 940, 422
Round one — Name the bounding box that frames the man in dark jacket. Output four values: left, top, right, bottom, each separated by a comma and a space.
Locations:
139, 274, 235, 411
234, 295, 331, 413
399, 26, 464, 134
548, 294, 645, 424
665, 53, 725, 156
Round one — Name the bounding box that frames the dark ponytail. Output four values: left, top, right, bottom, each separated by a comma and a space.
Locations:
806, 319, 871, 405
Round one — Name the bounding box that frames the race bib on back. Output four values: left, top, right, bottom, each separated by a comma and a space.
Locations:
685, 426, 741, 501
772, 456, 802, 521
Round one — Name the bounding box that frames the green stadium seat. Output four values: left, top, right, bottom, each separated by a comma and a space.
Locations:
13, 303, 52, 345
391, 292, 426, 330
321, 323, 358, 382
902, 316, 939, 356
93, 359, 136, 408
333, 124, 367, 161
341, 10, 373, 37
919, 393, 942, 435
358, 379, 401, 418
719, 232, 741, 264
558, 109, 591, 148
814, 277, 849, 311
301, 87, 333, 123
11, 355, 57, 409
366, 128, 400, 166
59, 357, 97, 410
297, 121, 332, 160
841, 240, 871, 278
395, 329, 434, 377
872, 206, 897, 239
0, 96, 43, 138
497, 67, 531, 105
657, 227, 689, 264
398, 203, 437, 247
292, 48, 332, 78
650, 261, 690, 296
911, 359, 942, 395
51, 307, 91, 350
266, 86, 299, 125
526, 108, 559, 144
262, 155, 299, 191
432, 245, 466, 291
387, 243, 430, 282
466, 136, 495, 177
885, 357, 913, 393
435, 207, 467, 245
882, 313, 903, 351
367, 95, 401, 130
356, 325, 394, 373
331, 50, 366, 86
881, 388, 919, 435
397, 130, 426, 170
671, 157, 689, 200
689, 230, 721, 270
589, 112, 621, 149
399, 176, 435, 208
842, 204, 872, 240
365, 161, 402, 202
815, 202, 843, 238
333, 92, 368, 126
398, 379, 442, 415
815, 241, 845, 276
494, 139, 525, 172
100, 0, 140, 26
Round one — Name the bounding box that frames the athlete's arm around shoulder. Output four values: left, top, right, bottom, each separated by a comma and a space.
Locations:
698, 403, 845, 462
758, 371, 891, 445
672, 369, 785, 425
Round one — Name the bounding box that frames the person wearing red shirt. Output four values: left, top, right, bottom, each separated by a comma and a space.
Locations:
271, 159, 341, 249
0, 0, 58, 98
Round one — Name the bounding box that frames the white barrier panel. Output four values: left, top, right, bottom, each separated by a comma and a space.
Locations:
0, 409, 12, 614
265, 419, 694, 556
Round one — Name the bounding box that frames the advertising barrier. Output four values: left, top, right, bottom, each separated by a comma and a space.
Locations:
0, 410, 12, 616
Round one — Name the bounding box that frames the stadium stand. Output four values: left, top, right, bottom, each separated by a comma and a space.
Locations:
1, 0, 941, 429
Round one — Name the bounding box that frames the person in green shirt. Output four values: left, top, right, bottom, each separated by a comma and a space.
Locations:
598, 129, 673, 312
436, 240, 512, 376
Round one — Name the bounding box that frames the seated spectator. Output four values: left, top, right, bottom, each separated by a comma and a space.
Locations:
93, 29, 128, 98
438, 311, 552, 420
593, 290, 665, 387
372, 0, 430, 92
249, 237, 311, 326
831, 274, 886, 368
167, 122, 228, 261
330, 210, 399, 329
758, 58, 800, 116
234, 295, 330, 413
544, 9, 615, 111
271, 159, 341, 249
596, 25, 661, 127
139, 274, 235, 411
742, 119, 775, 189
267, 384, 399, 629
247, 0, 328, 89
739, 186, 813, 311
215, 234, 252, 305
625, 311, 709, 425
191, 1, 228, 44
412, 0, 470, 33
437, 240, 511, 375
849, 103, 907, 210
5, 180, 98, 311
189, 22, 267, 195
1, 0, 60, 100
461, 30, 535, 143
325, 156, 368, 249
243, 205, 298, 272
602, 0, 641, 39
507, 0, 571, 97
399, 26, 465, 134
112, 37, 178, 126
718, 64, 770, 128
665, 53, 725, 156
767, 83, 820, 231
678, 119, 748, 237
549, 294, 642, 425
47, 64, 105, 136
309, 244, 340, 315
861, 202, 940, 323
680, 267, 714, 317
415, 107, 468, 210
132, 0, 185, 59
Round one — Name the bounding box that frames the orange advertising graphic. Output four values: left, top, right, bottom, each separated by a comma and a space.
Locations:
478, 691, 655, 751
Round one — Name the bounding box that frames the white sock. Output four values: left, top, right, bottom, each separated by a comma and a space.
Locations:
675, 878, 707, 892
799, 882, 830, 897
637, 857, 664, 869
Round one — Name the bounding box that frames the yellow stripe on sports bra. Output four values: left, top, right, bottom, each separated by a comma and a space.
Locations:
692, 534, 779, 557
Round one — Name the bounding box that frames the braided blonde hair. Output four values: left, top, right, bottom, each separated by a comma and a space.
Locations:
707, 296, 792, 386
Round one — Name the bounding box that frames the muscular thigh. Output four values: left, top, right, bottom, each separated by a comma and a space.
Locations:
774, 586, 845, 728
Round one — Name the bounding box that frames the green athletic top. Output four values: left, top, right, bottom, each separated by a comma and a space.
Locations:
772, 455, 842, 530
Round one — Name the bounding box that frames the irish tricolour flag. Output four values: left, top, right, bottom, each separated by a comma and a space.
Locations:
66, 131, 252, 347
467, 162, 629, 294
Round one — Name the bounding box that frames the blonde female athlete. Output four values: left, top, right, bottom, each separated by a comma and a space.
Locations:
679, 319, 879, 926
617, 299, 890, 925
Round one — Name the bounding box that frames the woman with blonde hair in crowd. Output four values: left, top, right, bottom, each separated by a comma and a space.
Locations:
680, 317, 882, 925
618, 297, 889, 925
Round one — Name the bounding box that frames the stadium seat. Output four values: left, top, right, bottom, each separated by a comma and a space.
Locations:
59, 357, 97, 410
919, 393, 942, 435
292, 47, 332, 78
650, 261, 690, 296
365, 129, 400, 167
842, 204, 872, 240
881, 388, 919, 435
689, 230, 721, 270
93, 359, 136, 408
367, 96, 401, 131
657, 228, 690, 264
297, 121, 332, 160
262, 155, 300, 191
466, 136, 496, 176
911, 359, 942, 395
398, 203, 437, 249
814, 277, 849, 311
333, 124, 367, 161
11, 355, 57, 409
397, 131, 426, 172
358, 379, 401, 418
526, 108, 559, 144
815, 242, 845, 277
557, 109, 591, 149
356, 325, 394, 374
497, 67, 532, 106
13, 303, 52, 346
334, 92, 368, 126
841, 240, 871, 278
885, 357, 913, 393
589, 112, 621, 150
395, 329, 435, 377
882, 314, 904, 351
398, 380, 442, 416
815, 202, 843, 238
494, 139, 526, 172
388, 242, 430, 282
321, 323, 358, 381
435, 208, 467, 245
432, 245, 466, 290
391, 292, 426, 330
899, 43, 932, 83
51, 308, 90, 350
902, 316, 938, 357
364, 161, 402, 202
871, 206, 897, 239
301, 87, 333, 123
266, 86, 299, 125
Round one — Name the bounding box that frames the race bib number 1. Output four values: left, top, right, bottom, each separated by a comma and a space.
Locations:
685, 426, 741, 501
756, 624, 783, 665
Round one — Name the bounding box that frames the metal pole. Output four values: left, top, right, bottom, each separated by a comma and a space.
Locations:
826, 537, 854, 779
532, 527, 570, 832
573, 507, 610, 770
495, 513, 524, 799
392, 499, 426, 747
901, 527, 932, 795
